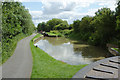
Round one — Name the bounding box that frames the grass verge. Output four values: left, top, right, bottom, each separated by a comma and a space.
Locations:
30, 34, 87, 78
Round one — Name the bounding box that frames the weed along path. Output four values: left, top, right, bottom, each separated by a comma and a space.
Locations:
2, 33, 36, 78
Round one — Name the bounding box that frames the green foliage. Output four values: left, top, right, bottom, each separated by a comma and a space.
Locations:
71, 8, 117, 46
46, 18, 63, 30
37, 22, 47, 32
47, 29, 73, 37
46, 30, 62, 37
116, 1, 120, 16
72, 16, 94, 41
37, 18, 69, 32
73, 20, 81, 32
2, 2, 35, 38
54, 22, 68, 30
69, 24, 73, 30
59, 29, 72, 37
36, 2, 120, 48
0, 2, 1, 42
2, 2, 35, 63
115, 1, 120, 47
89, 8, 116, 46
2, 33, 28, 64
79, 16, 94, 41
116, 16, 120, 30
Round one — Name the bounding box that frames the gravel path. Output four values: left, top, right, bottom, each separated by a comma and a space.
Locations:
2, 34, 36, 78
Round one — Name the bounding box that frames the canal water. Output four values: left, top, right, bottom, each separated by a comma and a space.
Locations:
34, 37, 111, 65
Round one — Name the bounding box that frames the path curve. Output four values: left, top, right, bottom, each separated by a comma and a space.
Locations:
2, 33, 36, 78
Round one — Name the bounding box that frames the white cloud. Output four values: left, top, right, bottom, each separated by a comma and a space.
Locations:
98, 0, 117, 11
41, 1, 77, 15
13, 0, 117, 27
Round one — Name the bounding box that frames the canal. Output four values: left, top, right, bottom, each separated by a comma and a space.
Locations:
34, 37, 111, 65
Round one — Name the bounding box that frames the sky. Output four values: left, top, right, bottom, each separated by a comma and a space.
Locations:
15, 0, 117, 27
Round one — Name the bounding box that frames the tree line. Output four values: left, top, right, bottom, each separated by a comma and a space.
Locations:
37, 1, 120, 47
72, 2, 120, 47
37, 18, 72, 32
2, 2, 35, 39
1, 2, 35, 63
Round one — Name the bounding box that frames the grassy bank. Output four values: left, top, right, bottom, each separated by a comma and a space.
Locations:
46, 30, 62, 37
30, 34, 87, 78
46, 29, 73, 37
1, 33, 31, 64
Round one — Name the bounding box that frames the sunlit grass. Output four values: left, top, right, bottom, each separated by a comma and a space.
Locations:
30, 34, 87, 78
111, 48, 120, 53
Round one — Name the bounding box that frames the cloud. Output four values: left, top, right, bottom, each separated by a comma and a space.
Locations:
41, 1, 77, 15
14, 0, 117, 27
42, 2, 64, 15
98, 0, 117, 11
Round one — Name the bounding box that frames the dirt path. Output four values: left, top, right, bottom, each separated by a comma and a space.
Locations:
2, 34, 36, 78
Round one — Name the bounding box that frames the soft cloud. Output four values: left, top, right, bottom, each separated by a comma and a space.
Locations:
41, 1, 77, 15
16, 0, 117, 27
98, 0, 117, 11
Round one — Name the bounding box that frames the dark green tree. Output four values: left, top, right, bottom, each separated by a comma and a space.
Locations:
115, 1, 120, 47
79, 16, 94, 41
89, 8, 116, 46
37, 22, 46, 32
69, 24, 73, 30
73, 20, 80, 32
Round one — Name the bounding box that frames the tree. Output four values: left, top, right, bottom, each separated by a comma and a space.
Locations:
89, 8, 116, 46
2, 2, 35, 63
79, 16, 94, 41
37, 22, 46, 32
69, 24, 73, 30
2, 2, 35, 39
37, 18, 69, 31
72, 16, 94, 41
54, 20, 69, 30
73, 20, 80, 32
46, 18, 63, 30
115, 1, 120, 47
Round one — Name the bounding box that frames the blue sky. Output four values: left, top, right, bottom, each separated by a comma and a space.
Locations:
19, 0, 117, 27
22, 2, 43, 11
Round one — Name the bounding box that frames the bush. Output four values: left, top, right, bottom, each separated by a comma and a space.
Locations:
1, 2, 35, 64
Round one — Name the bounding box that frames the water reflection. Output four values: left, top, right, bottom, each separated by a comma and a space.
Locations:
34, 37, 111, 65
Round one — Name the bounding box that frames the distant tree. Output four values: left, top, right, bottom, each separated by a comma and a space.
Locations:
37, 18, 69, 31
46, 18, 63, 30
37, 23, 42, 32
37, 22, 46, 32
54, 24, 61, 30
54, 20, 69, 30
69, 24, 73, 30
62, 20, 69, 29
